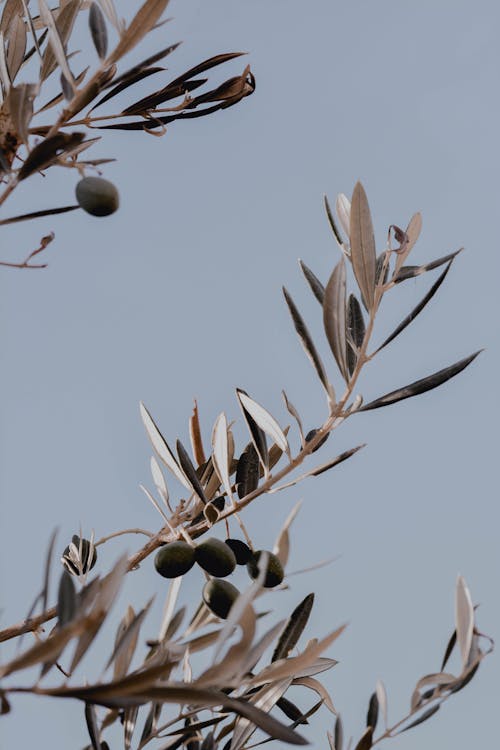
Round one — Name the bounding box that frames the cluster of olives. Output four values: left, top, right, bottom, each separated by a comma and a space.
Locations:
75, 176, 119, 217
154, 537, 284, 619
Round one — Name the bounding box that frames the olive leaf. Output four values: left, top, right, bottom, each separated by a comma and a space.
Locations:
393, 249, 461, 283
324, 194, 345, 246
398, 704, 440, 733
300, 259, 325, 305
455, 575, 474, 669
350, 182, 376, 310
236, 390, 289, 457
176, 439, 208, 504
89, 2, 108, 59
18, 132, 85, 179
353, 726, 373, 750
108, 0, 170, 64
323, 257, 348, 381
235, 442, 260, 499
359, 351, 481, 412
139, 402, 192, 492
272, 593, 315, 662
374, 260, 454, 354
283, 287, 332, 398
236, 389, 269, 474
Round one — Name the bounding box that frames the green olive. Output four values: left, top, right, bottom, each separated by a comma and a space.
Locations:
154, 541, 195, 578
247, 550, 284, 588
195, 537, 236, 577
202, 578, 239, 619
76, 176, 119, 217
225, 538, 252, 565
62, 535, 97, 576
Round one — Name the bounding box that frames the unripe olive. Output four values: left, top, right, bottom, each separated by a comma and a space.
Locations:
76, 176, 119, 217
202, 578, 239, 619
225, 538, 252, 565
154, 541, 195, 578
62, 535, 97, 576
194, 537, 236, 577
247, 550, 284, 588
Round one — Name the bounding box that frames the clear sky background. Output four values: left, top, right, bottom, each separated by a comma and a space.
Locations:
1, 1, 499, 748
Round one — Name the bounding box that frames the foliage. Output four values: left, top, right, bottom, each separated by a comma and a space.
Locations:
0, 2, 492, 750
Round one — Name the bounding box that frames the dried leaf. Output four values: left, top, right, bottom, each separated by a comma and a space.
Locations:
109, 599, 153, 678
231, 679, 293, 750
273, 501, 301, 568
96, 0, 121, 32
249, 625, 346, 687
359, 351, 481, 412
455, 575, 474, 669
189, 400, 206, 466
282, 390, 305, 445
237, 391, 289, 456
323, 258, 348, 381
89, 2, 108, 58
300, 260, 325, 305
350, 182, 376, 310
108, 0, 170, 63
292, 676, 336, 713
5, 12, 26, 82
375, 260, 454, 354
140, 402, 192, 492
283, 287, 332, 398
272, 593, 314, 662
38, 0, 77, 86
7, 82, 36, 141
236, 389, 268, 474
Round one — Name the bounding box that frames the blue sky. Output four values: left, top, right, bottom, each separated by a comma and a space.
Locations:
1, 2, 498, 748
